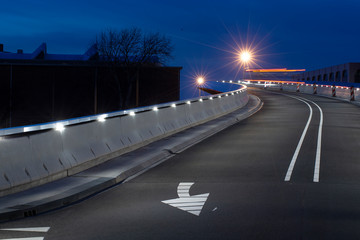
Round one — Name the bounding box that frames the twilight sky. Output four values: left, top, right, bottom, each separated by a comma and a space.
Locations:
1, 0, 360, 98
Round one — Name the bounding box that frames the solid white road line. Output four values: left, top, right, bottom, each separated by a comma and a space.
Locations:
297, 96, 324, 182
0, 238, 44, 240
0, 228, 50, 233
284, 96, 313, 181
313, 101, 323, 182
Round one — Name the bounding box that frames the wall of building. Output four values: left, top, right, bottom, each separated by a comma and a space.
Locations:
292, 63, 360, 84
0, 62, 181, 128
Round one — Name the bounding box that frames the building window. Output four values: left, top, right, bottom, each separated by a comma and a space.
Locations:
329, 72, 334, 81
323, 74, 328, 81
342, 70, 348, 82
312, 76, 316, 82
307, 77, 310, 81
335, 71, 341, 82
317, 75, 321, 81
355, 70, 360, 83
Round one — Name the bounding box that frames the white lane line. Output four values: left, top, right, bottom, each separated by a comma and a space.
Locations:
0, 228, 50, 233
284, 96, 313, 181
0, 238, 44, 240
297, 97, 324, 182
313, 101, 323, 182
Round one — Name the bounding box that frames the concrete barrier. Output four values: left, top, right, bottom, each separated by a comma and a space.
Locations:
258, 82, 360, 102
0, 87, 249, 196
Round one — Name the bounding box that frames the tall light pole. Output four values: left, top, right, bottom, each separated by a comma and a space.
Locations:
239, 51, 252, 80
196, 77, 205, 96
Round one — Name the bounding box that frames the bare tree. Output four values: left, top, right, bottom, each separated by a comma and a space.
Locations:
96, 27, 173, 108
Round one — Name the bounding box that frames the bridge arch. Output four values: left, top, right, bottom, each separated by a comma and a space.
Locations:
355, 70, 360, 83
323, 74, 328, 81
335, 71, 341, 82
342, 70, 348, 82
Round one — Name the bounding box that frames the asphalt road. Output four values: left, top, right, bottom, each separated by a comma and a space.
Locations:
2, 89, 360, 240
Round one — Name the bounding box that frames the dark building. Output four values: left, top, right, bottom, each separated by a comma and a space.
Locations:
0, 43, 181, 128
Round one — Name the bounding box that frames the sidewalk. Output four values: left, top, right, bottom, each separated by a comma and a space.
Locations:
0, 95, 262, 222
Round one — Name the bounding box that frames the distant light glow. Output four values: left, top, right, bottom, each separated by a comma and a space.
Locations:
171, 103, 176, 108
153, 107, 158, 111
246, 68, 306, 73
187, 101, 191, 104
129, 111, 135, 116
199, 99, 203, 102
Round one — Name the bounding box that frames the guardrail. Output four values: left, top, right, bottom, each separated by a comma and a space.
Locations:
0, 83, 249, 197
0, 86, 247, 137
236, 80, 360, 102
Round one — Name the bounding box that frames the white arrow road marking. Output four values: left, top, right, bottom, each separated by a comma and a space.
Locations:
0, 227, 50, 240
162, 182, 209, 216
0, 228, 50, 233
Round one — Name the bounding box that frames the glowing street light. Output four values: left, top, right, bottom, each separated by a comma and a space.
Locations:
197, 77, 205, 85
196, 76, 205, 96
237, 49, 254, 81
239, 51, 252, 64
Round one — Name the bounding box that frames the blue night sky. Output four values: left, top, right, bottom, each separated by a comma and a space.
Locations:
1, 0, 360, 99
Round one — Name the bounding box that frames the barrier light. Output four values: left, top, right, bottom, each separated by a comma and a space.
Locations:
199, 99, 203, 102
187, 101, 191, 104
97, 114, 107, 122
222, 80, 225, 83
55, 123, 65, 132
210, 97, 213, 100
129, 111, 135, 116
153, 107, 158, 111
219, 96, 222, 98
171, 103, 176, 108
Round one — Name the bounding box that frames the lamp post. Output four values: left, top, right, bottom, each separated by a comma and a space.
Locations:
239, 51, 252, 80
196, 77, 205, 96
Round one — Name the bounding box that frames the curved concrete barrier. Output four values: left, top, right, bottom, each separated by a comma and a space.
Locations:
248, 81, 360, 102
0, 86, 249, 196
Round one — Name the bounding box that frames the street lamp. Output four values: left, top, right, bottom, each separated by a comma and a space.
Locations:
240, 51, 252, 63
239, 50, 252, 80
196, 77, 205, 96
